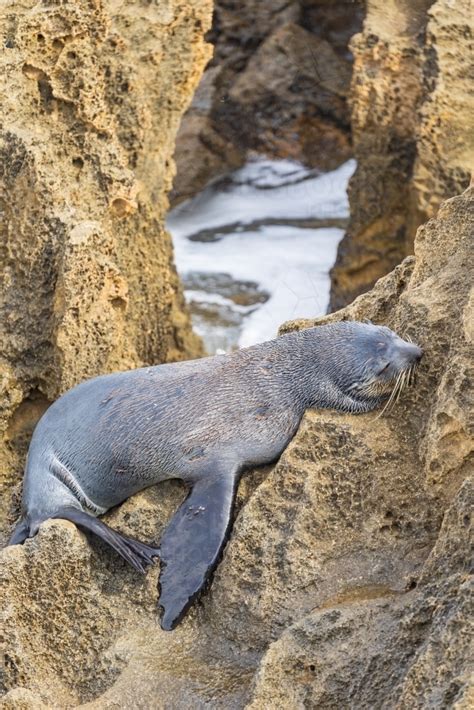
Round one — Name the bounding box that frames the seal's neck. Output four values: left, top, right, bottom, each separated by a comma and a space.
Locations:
271, 328, 375, 415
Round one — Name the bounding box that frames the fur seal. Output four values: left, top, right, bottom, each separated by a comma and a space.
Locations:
8, 321, 422, 630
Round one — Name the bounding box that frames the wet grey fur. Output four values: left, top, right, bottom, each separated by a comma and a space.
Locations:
9, 321, 422, 629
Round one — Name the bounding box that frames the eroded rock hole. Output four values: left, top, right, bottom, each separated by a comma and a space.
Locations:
7, 390, 52, 456
110, 297, 127, 310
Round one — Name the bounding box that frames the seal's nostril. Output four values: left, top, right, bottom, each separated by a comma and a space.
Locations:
405, 344, 423, 364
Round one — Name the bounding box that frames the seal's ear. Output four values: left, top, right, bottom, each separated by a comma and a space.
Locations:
158, 469, 238, 631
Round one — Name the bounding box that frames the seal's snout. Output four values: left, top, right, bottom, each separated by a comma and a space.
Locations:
395, 341, 423, 367
406, 343, 423, 364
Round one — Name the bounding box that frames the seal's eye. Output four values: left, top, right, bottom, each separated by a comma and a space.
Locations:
377, 362, 390, 375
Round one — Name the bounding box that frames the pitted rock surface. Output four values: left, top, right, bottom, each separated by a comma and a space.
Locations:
0, 0, 210, 540
330, 0, 474, 309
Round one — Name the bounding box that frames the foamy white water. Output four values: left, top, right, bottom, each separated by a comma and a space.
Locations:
167, 158, 355, 352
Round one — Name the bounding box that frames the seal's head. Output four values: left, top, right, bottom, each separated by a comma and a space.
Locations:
305, 320, 423, 414
348, 321, 422, 411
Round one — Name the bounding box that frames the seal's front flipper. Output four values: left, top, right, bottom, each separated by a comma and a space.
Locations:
158, 472, 238, 631
51, 507, 160, 574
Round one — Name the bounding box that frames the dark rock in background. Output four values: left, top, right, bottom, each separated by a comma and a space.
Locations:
170, 0, 364, 206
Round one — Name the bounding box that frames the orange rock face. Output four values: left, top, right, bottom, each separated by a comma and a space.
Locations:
0, 0, 210, 539
330, 0, 473, 310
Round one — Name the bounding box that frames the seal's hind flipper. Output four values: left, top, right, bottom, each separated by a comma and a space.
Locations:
51, 508, 160, 574
158, 472, 238, 631
8, 518, 30, 545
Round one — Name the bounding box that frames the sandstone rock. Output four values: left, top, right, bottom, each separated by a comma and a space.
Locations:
413, 0, 474, 221
330, 0, 474, 309
0, 688, 48, 709
2, 176, 471, 706
248, 480, 473, 708
300, 1, 366, 59
1, 4, 472, 699
207, 0, 301, 67
0, 0, 211, 540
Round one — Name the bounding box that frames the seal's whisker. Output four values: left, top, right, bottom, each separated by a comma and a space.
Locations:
384, 376, 399, 412
381, 389, 398, 417
395, 370, 406, 402
390, 368, 407, 407
404, 368, 410, 393
393, 371, 404, 406
376, 369, 402, 418
396, 370, 407, 403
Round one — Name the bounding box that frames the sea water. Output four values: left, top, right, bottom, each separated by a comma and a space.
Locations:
167, 158, 355, 353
